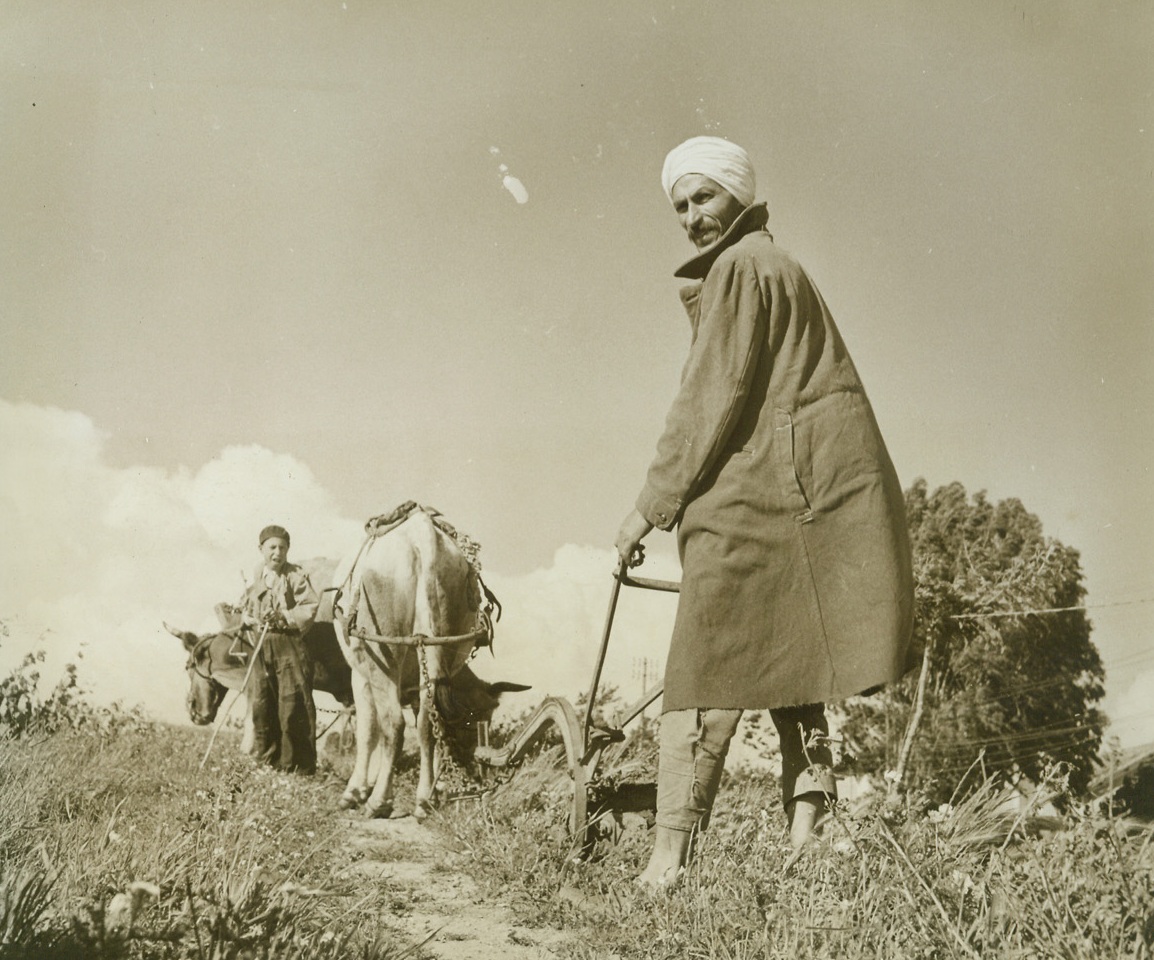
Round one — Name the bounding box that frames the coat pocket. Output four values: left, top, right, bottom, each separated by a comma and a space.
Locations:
772, 409, 815, 524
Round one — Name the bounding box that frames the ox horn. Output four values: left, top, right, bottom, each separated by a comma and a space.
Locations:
488, 681, 532, 694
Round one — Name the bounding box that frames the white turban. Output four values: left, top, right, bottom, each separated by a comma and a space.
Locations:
661, 136, 756, 208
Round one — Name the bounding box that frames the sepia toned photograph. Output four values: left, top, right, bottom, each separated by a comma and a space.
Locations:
2, 2, 1152, 956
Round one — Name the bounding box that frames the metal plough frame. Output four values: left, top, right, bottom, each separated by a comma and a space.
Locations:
473, 558, 678, 859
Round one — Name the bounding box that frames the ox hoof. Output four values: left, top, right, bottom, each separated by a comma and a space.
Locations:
412, 799, 435, 821
364, 802, 393, 820
338, 788, 368, 810
339, 787, 369, 810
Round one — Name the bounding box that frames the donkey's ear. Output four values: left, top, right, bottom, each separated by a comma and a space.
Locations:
164, 622, 201, 650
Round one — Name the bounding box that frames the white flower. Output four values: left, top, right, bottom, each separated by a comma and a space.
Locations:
103, 881, 160, 937
950, 869, 976, 894
928, 802, 955, 824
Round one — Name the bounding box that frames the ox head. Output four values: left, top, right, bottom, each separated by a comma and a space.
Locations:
164, 623, 229, 726
435, 664, 530, 768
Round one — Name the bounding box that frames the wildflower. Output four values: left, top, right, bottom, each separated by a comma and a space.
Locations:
104, 881, 160, 938
927, 802, 954, 824
950, 869, 976, 896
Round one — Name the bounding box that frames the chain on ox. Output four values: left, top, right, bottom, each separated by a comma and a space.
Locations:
331, 503, 524, 819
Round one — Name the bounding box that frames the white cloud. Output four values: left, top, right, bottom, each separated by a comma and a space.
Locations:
188, 446, 362, 559
0, 400, 677, 733
480, 544, 678, 721
1107, 667, 1154, 749
0, 400, 362, 724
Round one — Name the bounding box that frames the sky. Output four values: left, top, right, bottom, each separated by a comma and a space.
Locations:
2, 1, 1152, 748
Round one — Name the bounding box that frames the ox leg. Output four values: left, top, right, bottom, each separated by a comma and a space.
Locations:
362, 673, 406, 819
413, 685, 439, 820
339, 671, 376, 810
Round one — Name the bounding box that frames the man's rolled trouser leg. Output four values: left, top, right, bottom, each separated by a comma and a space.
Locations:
656, 708, 742, 832
769, 702, 837, 807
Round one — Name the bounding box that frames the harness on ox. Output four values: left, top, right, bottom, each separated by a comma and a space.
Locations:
329, 501, 502, 776
331, 502, 500, 645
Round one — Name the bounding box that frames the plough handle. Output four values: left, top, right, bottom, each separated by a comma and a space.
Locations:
582, 558, 627, 743
581, 560, 680, 746
616, 572, 680, 593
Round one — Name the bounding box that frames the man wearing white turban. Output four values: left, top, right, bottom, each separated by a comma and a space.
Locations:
616, 137, 914, 888
660, 135, 757, 209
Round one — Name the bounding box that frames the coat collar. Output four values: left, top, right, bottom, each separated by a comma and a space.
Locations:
673, 202, 770, 280
250, 562, 294, 595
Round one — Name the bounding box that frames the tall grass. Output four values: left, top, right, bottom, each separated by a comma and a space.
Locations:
431, 739, 1154, 959
2, 663, 1151, 959
0, 721, 418, 959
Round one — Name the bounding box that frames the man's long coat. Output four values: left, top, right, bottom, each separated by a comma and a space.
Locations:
636, 203, 914, 712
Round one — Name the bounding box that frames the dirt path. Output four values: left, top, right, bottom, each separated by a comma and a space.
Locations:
335, 812, 572, 960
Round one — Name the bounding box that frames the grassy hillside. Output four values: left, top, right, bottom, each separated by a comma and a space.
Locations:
1, 687, 1152, 958
432, 737, 1154, 959
0, 718, 424, 959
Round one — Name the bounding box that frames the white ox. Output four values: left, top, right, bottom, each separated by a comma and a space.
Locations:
331, 506, 525, 818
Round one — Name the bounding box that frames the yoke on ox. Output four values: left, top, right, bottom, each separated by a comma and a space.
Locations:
332, 503, 525, 819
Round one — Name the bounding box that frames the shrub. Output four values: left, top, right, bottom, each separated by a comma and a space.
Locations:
0, 636, 147, 741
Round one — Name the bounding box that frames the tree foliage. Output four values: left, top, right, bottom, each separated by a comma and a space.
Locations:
839, 480, 1106, 802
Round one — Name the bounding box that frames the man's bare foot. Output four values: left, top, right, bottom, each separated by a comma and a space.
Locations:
636, 865, 684, 893
636, 826, 692, 890
789, 795, 821, 851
